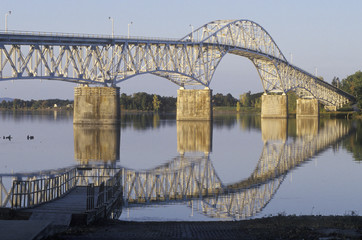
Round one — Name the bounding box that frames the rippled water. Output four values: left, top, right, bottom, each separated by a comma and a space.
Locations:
1, 110, 362, 221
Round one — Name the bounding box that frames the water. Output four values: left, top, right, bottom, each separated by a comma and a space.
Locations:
1, 110, 362, 221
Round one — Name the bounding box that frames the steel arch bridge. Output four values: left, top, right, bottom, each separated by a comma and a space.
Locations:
0, 19, 355, 107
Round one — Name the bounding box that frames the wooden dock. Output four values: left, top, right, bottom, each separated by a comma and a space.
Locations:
3, 167, 123, 226
22, 186, 88, 225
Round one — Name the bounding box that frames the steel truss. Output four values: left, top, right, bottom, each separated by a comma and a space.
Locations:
0, 19, 355, 107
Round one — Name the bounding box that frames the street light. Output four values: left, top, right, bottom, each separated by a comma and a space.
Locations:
189, 24, 193, 40
108, 17, 114, 37
5, 11, 12, 32
128, 21, 133, 38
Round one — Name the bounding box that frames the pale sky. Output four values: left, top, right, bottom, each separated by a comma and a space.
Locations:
1, 0, 362, 100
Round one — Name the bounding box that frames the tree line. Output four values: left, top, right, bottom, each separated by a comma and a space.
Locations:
0, 99, 73, 110
120, 92, 176, 112
331, 71, 362, 108
0, 92, 264, 111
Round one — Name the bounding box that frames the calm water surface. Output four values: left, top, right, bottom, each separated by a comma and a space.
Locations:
1, 111, 362, 221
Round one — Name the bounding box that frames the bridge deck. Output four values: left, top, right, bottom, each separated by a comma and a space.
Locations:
19, 186, 96, 225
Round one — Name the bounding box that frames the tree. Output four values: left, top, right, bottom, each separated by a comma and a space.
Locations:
240, 91, 251, 107
12, 99, 18, 110
331, 76, 340, 88
340, 71, 362, 108
236, 101, 240, 112
212, 93, 237, 107
153, 94, 161, 111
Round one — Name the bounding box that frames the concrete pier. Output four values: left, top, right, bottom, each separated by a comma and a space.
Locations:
296, 99, 319, 118
73, 86, 120, 125
261, 94, 288, 118
176, 88, 212, 121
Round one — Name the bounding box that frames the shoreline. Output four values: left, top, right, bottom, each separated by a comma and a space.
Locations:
0, 107, 357, 118
48, 215, 362, 239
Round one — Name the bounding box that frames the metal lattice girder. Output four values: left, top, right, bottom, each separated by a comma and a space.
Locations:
180, 20, 286, 61
0, 19, 355, 107
0, 36, 225, 87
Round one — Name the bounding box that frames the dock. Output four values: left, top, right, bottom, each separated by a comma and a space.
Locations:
0, 166, 123, 239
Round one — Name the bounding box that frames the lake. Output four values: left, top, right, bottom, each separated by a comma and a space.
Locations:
1, 110, 361, 221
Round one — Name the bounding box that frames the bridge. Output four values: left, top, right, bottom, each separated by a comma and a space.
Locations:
0, 20, 355, 121
0, 118, 353, 221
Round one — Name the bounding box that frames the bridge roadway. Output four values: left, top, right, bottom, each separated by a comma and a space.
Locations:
0, 119, 353, 221
0, 19, 355, 108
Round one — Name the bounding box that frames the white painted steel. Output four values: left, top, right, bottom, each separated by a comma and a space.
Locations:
0, 19, 355, 107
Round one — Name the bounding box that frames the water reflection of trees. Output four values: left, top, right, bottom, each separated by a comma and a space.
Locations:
342, 120, 362, 161
120, 113, 176, 130
0, 110, 73, 122
213, 114, 261, 130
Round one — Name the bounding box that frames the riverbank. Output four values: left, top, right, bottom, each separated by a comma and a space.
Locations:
48, 215, 362, 240
0, 107, 359, 119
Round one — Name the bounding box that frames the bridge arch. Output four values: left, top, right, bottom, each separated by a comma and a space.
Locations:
114, 69, 204, 86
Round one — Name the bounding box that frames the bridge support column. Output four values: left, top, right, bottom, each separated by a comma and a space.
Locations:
176, 88, 212, 121
261, 94, 288, 118
296, 99, 319, 118
73, 86, 120, 125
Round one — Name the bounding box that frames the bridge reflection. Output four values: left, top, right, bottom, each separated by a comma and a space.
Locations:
73, 124, 120, 165
0, 117, 353, 220
261, 118, 288, 142
123, 118, 352, 219
177, 120, 212, 155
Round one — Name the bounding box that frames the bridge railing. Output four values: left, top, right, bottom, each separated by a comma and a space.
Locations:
85, 169, 123, 222
11, 168, 77, 209
0, 30, 181, 42
10, 166, 121, 209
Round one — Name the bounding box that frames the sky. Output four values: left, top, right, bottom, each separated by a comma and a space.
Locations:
1, 0, 362, 100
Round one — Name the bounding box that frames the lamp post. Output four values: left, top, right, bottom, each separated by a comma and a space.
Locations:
5, 11, 11, 32
189, 24, 193, 40
128, 21, 133, 38
108, 17, 114, 38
